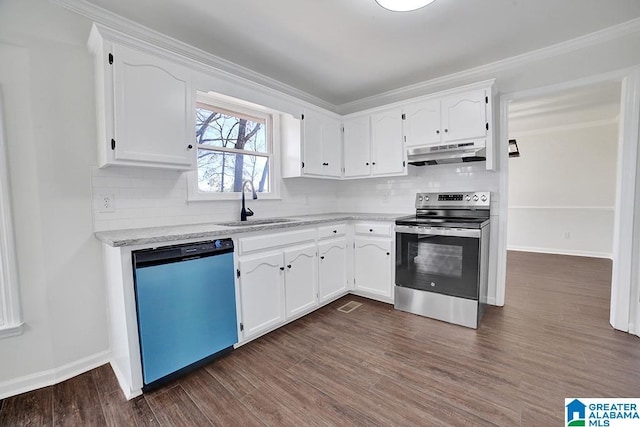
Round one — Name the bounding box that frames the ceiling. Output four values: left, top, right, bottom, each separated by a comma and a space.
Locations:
80, 0, 640, 107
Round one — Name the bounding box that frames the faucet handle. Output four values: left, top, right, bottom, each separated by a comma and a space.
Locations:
245, 208, 254, 217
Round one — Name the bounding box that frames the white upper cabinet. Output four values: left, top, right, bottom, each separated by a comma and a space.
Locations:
403, 99, 441, 148
282, 109, 342, 179
343, 110, 406, 179
343, 115, 371, 178
441, 89, 488, 143
88, 25, 195, 170
371, 108, 405, 176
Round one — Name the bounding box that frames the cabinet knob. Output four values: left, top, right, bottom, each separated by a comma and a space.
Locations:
320, 256, 325, 260
279, 266, 285, 271
386, 252, 390, 256
369, 229, 373, 232
187, 144, 193, 149
322, 162, 329, 166
436, 130, 440, 134
287, 264, 292, 269
372, 162, 376, 165
333, 230, 337, 233
444, 129, 448, 133
366, 162, 369, 165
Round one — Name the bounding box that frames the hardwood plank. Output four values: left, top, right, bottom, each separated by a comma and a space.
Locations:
0, 386, 53, 427
53, 371, 106, 426
145, 385, 212, 427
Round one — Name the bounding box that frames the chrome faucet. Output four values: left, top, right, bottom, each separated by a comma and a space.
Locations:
240, 180, 257, 221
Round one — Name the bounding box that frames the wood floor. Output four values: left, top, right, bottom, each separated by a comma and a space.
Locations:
1, 251, 639, 426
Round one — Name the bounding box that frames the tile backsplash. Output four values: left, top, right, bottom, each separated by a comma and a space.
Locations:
91, 162, 500, 232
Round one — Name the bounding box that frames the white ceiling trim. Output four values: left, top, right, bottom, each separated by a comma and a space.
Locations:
51, 0, 640, 115
338, 17, 640, 113
51, 0, 337, 112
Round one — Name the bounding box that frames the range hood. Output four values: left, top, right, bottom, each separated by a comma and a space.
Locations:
407, 140, 486, 166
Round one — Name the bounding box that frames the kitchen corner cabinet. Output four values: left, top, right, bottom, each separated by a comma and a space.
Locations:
353, 223, 394, 301
88, 24, 195, 170
281, 110, 342, 179
318, 238, 348, 303
343, 109, 407, 179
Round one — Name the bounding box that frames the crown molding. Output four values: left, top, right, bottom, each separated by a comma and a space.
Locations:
337, 17, 640, 114
50, 0, 337, 112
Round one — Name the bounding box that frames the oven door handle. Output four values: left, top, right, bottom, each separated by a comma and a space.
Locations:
395, 225, 481, 238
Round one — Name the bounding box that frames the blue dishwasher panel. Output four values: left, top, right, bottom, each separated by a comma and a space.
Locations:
135, 251, 237, 385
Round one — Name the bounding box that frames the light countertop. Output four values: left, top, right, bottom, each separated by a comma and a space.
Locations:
95, 213, 407, 247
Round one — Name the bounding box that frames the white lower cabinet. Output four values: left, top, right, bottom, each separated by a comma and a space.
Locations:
318, 238, 348, 303
237, 251, 286, 340
354, 236, 393, 300
284, 243, 318, 318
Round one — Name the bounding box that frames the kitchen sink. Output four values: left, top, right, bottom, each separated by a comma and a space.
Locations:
215, 218, 296, 227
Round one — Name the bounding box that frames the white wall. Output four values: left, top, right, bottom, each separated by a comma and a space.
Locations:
1, 0, 640, 400
507, 123, 618, 258
0, 1, 109, 397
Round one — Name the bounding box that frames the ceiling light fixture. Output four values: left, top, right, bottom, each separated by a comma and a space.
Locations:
375, 0, 435, 12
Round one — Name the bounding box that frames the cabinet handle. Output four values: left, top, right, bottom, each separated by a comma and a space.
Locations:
287, 264, 292, 269
187, 144, 193, 149
320, 256, 325, 260
279, 266, 285, 271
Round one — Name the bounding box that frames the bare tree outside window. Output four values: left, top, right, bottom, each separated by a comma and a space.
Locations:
195, 103, 270, 193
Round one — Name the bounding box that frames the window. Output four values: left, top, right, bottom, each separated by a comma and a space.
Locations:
190, 92, 278, 200
0, 88, 23, 338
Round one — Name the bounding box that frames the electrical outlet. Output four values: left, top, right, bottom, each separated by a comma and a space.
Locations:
99, 193, 115, 213
563, 232, 570, 239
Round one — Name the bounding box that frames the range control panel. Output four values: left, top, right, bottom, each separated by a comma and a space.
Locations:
415, 192, 491, 209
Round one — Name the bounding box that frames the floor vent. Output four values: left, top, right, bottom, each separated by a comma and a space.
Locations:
337, 301, 362, 313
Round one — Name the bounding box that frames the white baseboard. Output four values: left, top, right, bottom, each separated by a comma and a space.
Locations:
0, 350, 110, 400
507, 245, 612, 259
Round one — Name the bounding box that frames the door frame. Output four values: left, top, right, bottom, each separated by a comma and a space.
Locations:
495, 66, 640, 336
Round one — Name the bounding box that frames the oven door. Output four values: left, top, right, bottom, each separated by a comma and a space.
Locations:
395, 225, 480, 300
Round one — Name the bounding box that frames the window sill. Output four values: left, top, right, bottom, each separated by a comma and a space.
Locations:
0, 322, 24, 339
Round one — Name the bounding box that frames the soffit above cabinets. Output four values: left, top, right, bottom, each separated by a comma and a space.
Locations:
58, 0, 640, 107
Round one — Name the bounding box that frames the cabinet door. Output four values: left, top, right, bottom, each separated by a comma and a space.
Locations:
403, 100, 441, 147
112, 44, 194, 167
284, 243, 318, 318
318, 239, 348, 303
302, 113, 324, 176
354, 237, 392, 299
441, 90, 487, 143
321, 120, 342, 177
343, 116, 371, 177
238, 252, 285, 339
371, 109, 405, 176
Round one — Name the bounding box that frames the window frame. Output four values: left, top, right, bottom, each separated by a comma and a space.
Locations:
0, 87, 23, 339
187, 91, 281, 201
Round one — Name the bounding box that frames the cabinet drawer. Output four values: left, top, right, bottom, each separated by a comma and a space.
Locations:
239, 228, 316, 254
317, 224, 347, 240
354, 223, 392, 237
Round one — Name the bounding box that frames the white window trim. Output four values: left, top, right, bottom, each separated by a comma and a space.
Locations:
187, 91, 282, 201
0, 87, 23, 338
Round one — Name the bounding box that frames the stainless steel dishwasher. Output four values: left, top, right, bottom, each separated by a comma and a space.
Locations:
132, 239, 237, 391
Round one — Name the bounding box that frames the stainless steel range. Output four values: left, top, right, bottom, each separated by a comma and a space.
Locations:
394, 192, 490, 329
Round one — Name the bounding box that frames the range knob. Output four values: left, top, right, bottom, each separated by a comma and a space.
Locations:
465, 195, 471, 201
481, 195, 487, 202
425, 196, 429, 201
473, 195, 479, 202
418, 196, 423, 201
